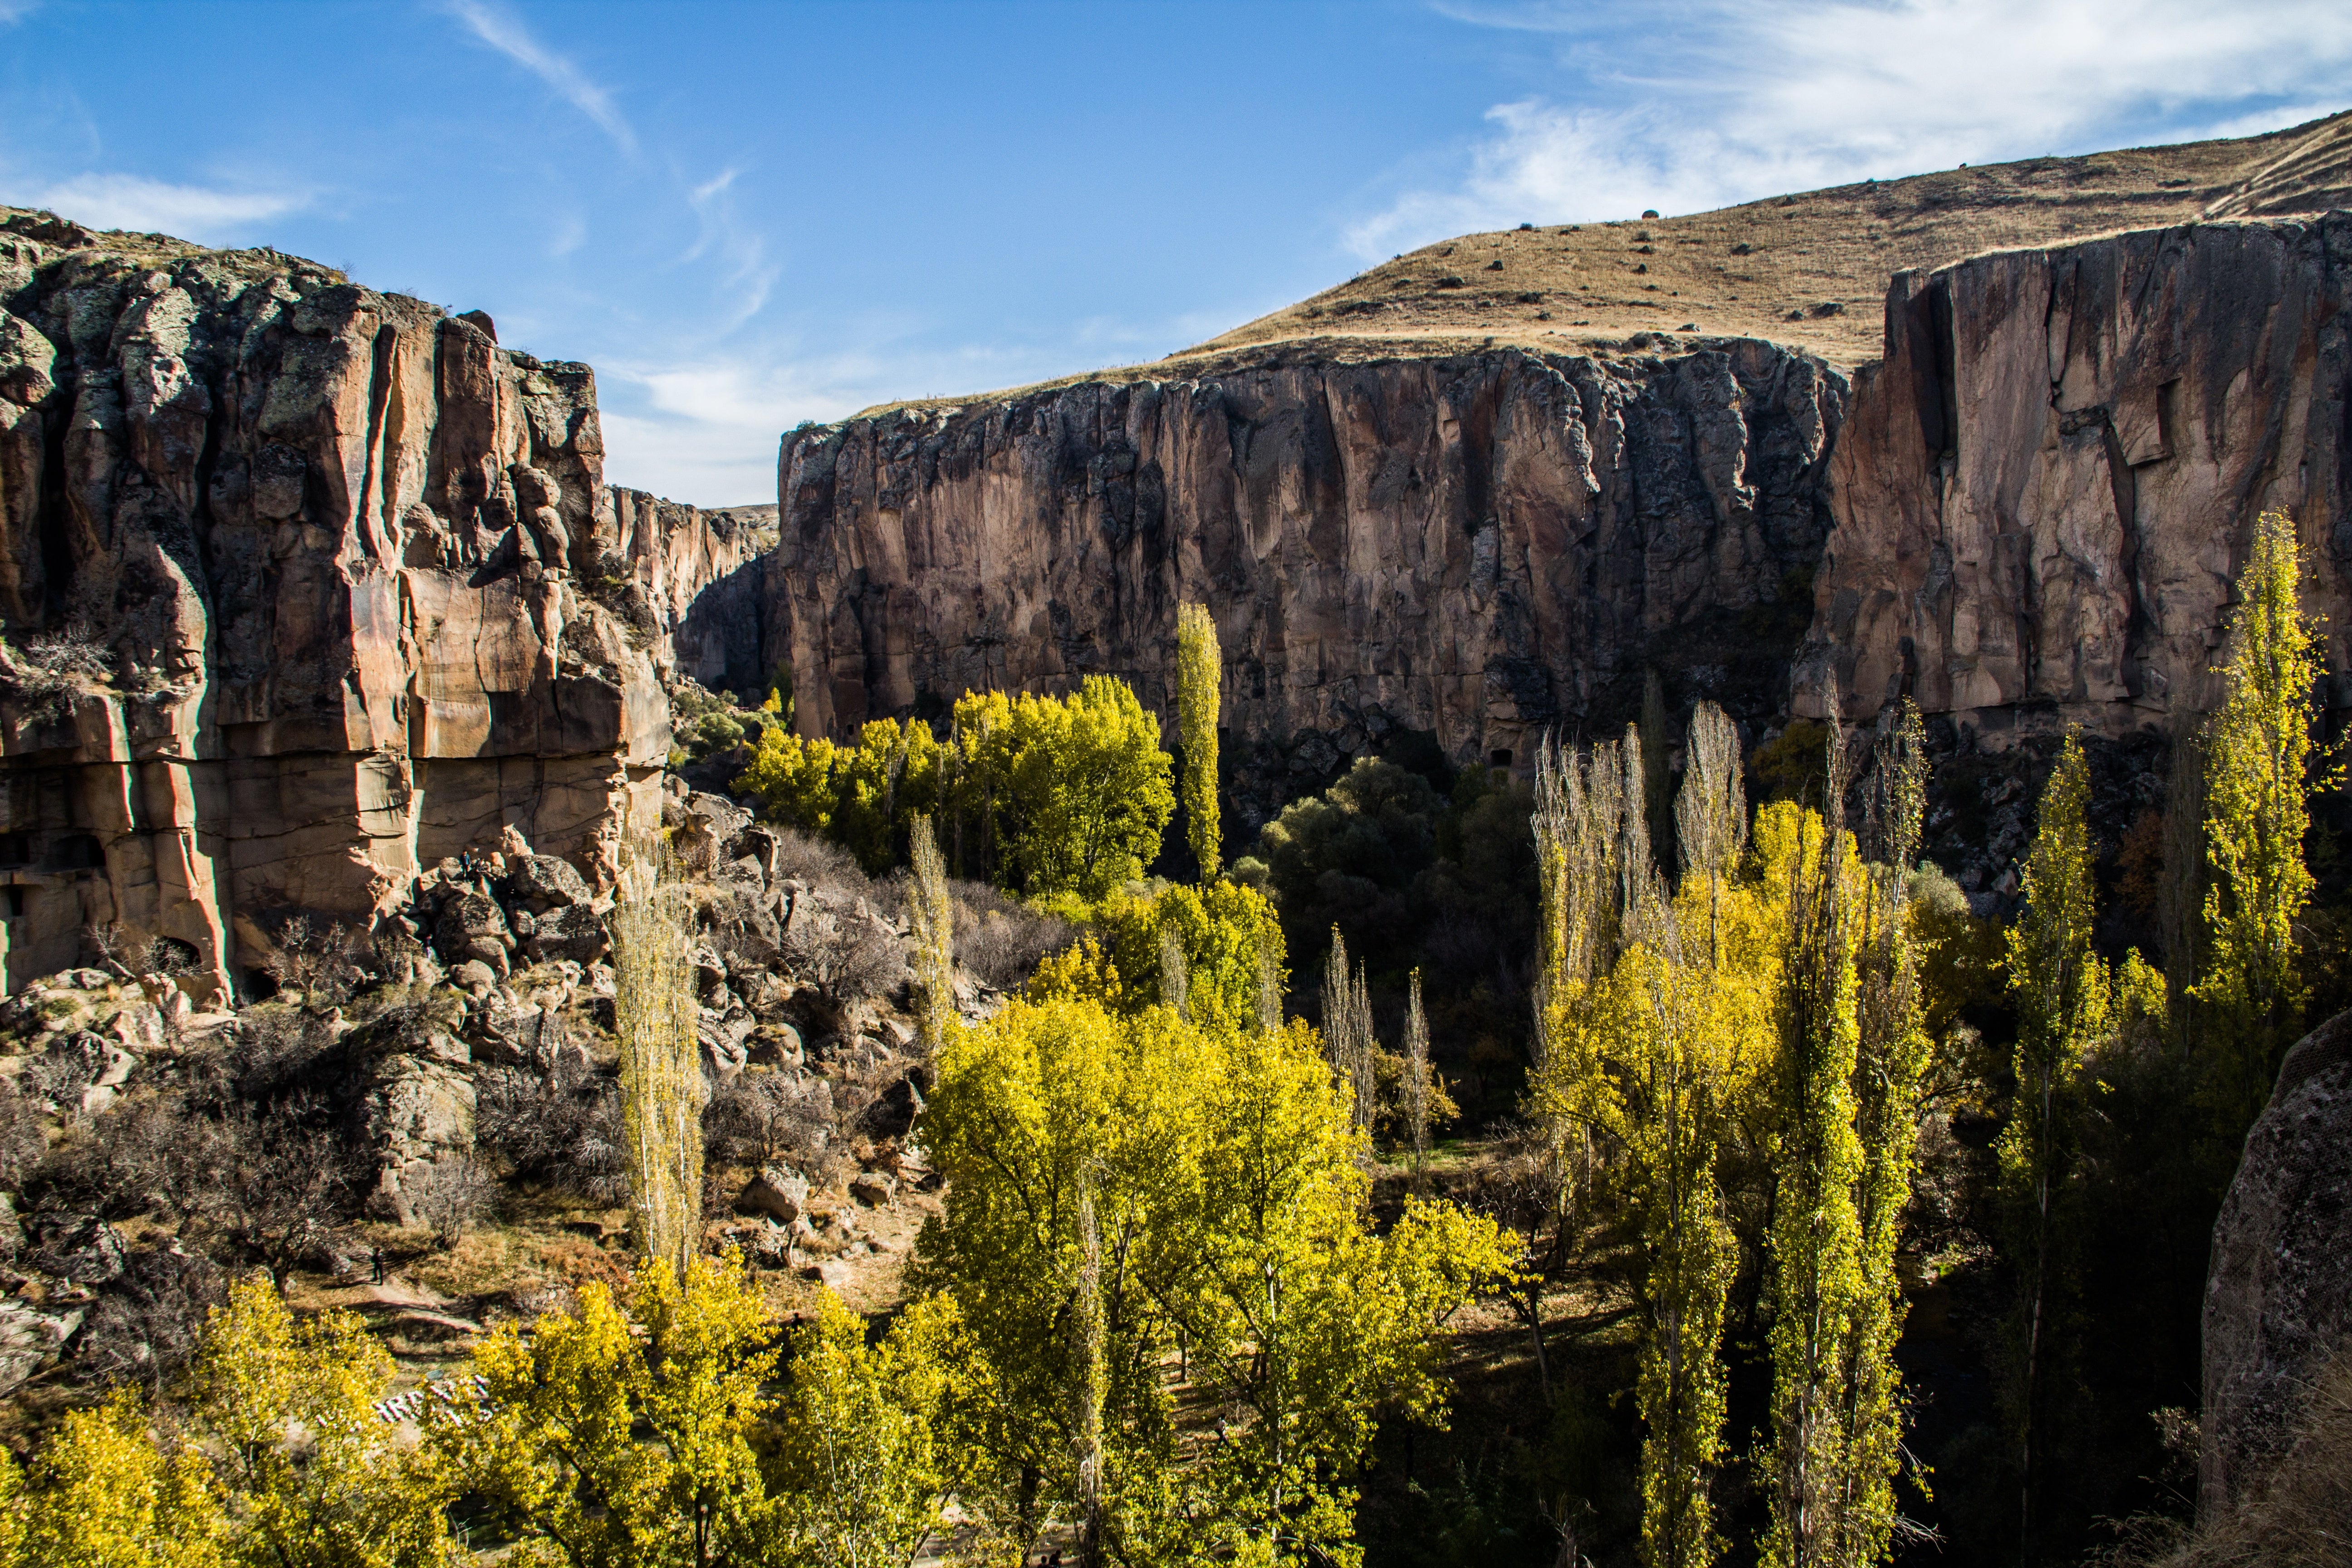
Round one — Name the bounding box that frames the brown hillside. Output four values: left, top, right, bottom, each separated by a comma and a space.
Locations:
858, 108, 2352, 417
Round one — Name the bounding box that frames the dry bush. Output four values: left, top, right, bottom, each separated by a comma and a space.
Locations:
2097, 1352, 2352, 1568
706, 1071, 836, 1180
266, 915, 371, 1007
475, 1052, 628, 1203
779, 910, 902, 1009
5, 624, 112, 720
43, 1088, 358, 1284
769, 828, 871, 899
70, 1245, 226, 1398
408, 1152, 496, 1250
950, 879, 1075, 989
0, 1079, 45, 1193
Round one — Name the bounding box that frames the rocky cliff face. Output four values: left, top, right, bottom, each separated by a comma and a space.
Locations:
774, 343, 1843, 827
1797, 214, 2352, 739
607, 489, 771, 695
0, 210, 734, 1003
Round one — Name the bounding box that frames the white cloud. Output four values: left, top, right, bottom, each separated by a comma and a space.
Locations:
445, 0, 636, 155
22, 172, 305, 240
1347, 0, 2352, 256
0, 2, 39, 24
680, 167, 779, 329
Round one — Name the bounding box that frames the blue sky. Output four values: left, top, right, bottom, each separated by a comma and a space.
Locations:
3, 0, 2347, 505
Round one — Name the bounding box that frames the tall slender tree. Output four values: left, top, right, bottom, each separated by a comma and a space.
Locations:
1840, 702, 1931, 1565
610, 834, 704, 1282
2195, 509, 2324, 1124
1403, 968, 1433, 1189
1761, 715, 1867, 1568
908, 814, 956, 1053
1321, 929, 1377, 1136
2000, 731, 2108, 1564
1176, 602, 1224, 880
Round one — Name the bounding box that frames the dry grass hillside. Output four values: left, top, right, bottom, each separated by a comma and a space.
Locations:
861, 108, 2352, 417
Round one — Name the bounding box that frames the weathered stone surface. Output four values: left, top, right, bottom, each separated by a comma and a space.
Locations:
0, 1297, 80, 1397
2201, 1008, 2352, 1519
737, 1166, 809, 1224
0, 211, 743, 1002
337, 1020, 476, 1226
1796, 215, 2352, 743
773, 345, 1843, 826
608, 488, 769, 693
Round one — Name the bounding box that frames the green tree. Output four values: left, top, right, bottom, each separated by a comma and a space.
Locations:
763, 1291, 963, 1567
916, 992, 1511, 1562
11, 1394, 230, 1568
1091, 879, 1288, 1034
1177, 602, 1224, 879
1006, 676, 1176, 899
1533, 712, 1778, 1568
1999, 732, 2110, 1562
196, 1277, 459, 1568
2195, 509, 2324, 1124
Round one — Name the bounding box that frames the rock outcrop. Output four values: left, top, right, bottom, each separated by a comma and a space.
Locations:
1797, 214, 2352, 740
0, 210, 744, 1002
774, 343, 1842, 827
2202, 1007, 2352, 1518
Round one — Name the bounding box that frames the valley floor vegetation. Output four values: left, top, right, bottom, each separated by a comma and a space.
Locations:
2, 513, 2346, 1566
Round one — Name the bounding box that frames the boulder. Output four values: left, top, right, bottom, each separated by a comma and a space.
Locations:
524, 903, 608, 965
2201, 1008, 2352, 1518
848, 1171, 897, 1208
736, 1167, 810, 1224
435, 891, 514, 974
508, 854, 592, 911
0, 1298, 82, 1397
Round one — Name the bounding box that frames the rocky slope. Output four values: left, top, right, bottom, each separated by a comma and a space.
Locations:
0, 209, 746, 1004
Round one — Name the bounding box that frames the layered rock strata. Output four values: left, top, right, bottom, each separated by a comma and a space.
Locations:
0, 209, 725, 1001
774, 344, 1844, 826
1797, 213, 2352, 738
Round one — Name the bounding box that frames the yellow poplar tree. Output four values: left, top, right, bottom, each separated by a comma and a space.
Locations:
1840, 702, 1932, 1565
907, 813, 956, 1053
1176, 602, 1224, 879
1759, 722, 1869, 1568
612, 836, 704, 1281
1999, 732, 2110, 1558
2196, 508, 2324, 1124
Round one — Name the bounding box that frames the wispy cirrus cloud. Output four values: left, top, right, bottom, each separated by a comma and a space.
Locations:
21, 172, 307, 240
444, 0, 636, 155
681, 167, 779, 330
1346, 0, 2352, 257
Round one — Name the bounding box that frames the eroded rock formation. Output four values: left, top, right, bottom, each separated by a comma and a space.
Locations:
774, 344, 1843, 826
1797, 214, 2352, 739
608, 489, 772, 693
2202, 1007, 2352, 1518
0, 210, 737, 1002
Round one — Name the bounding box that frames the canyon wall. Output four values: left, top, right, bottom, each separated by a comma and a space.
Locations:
1798, 213, 2352, 738
0, 210, 735, 1001
608, 488, 772, 695
773, 343, 1845, 827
